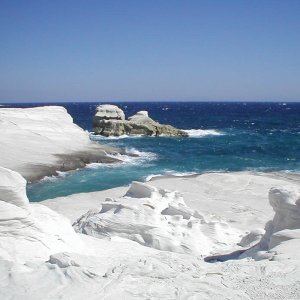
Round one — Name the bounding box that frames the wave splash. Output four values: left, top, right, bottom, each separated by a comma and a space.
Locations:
183, 129, 224, 137
90, 129, 224, 139
86, 148, 158, 170
90, 133, 142, 140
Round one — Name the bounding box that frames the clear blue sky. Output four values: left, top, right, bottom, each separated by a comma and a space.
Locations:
0, 0, 300, 102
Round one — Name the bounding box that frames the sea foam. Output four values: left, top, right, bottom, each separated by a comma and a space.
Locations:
86, 148, 158, 170
90, 129, 224, 139
90, 133, 143, 140
184, 129, 224, 137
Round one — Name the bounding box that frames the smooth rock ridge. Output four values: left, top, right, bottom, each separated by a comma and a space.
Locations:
93, 104, 188, 137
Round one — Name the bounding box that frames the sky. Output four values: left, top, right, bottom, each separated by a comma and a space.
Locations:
0, 0, 300, 103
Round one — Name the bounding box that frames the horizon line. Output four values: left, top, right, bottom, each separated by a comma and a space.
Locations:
1, 99, 299, 104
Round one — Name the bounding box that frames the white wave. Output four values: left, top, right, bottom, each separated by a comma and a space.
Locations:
39, 176, 58, 183
115, 148, 158, 165
85, 162, 118, 169
91, 129, 224, 139
282, 169, 300, 173
87, 148, 158, 170
125, 147, 157, 159
184, 129, 224, 137
90, 133, 143, 140
56, 171, 68, 177
39, 171, 69, 183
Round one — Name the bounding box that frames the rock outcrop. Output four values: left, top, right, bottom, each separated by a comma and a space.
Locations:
260, 187, 300, 250
0, 166, 83, 262
1, 171, 300, 299
94, 104, 125, 121
73, 181, 241, 255
240, 186, 300, 261
93, 104, 188, 137
0, 106, 123, 181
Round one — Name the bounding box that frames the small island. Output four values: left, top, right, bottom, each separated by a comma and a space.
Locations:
93, 104, 188, 137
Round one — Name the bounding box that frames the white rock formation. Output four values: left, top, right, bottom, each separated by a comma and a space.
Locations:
266, 187, 300, 248
0, 106, 120, 181
95, 104, 125, 120
0, 166, 83, 263
1, 172, 300, 299
150, 172, 300, 231
128, 110, 149, 121
93, 104, 187, 137
73, 181, 242, 255
240, 186, 300, 262
43, 172, 298, 226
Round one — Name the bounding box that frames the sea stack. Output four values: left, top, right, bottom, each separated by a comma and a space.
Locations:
93, 104, 188, 137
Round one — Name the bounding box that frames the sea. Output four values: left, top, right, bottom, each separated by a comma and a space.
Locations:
4, 102, 300, 201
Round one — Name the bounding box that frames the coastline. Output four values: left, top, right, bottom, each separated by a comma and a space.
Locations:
1, 104, 300, 299
42, 170, 299, 227
0, 106, 129, 182
148, 170, 300, 183
36, 170, 300, 298
1, 164, 300, 298
20, 146, 127, 183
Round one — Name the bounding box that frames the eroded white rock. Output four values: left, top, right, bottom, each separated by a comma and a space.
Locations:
73, 182, 241, 255
128, 110, 150, 121
265, 187, 300, 249
0, 106, 118, 181
0, 166, 28, 209
95, 104, 125, 120
241, 186, 300, 261
0, 167, 83, 263
93, 104, 187, 137
1, 173, 300, 299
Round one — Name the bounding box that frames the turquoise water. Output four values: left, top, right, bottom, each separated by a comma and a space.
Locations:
6, 101, 298, 202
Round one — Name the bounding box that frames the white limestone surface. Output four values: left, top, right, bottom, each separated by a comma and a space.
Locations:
240, 185, 300, 262
44, 172, 300, 229
95, 104, 126, 120
73, 181, 243, 255
149, 172, 300, 231
1, 170, 300, 299
128, 110, 151, 121
0, 167, 83, 263
0, 106, 118, 180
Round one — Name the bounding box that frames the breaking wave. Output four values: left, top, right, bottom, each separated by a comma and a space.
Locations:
183, 129, 224, 137
90, 130, 224, 140
86, 148, 158, 169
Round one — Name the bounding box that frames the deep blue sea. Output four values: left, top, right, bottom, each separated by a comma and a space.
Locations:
4, 102, 300, 201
